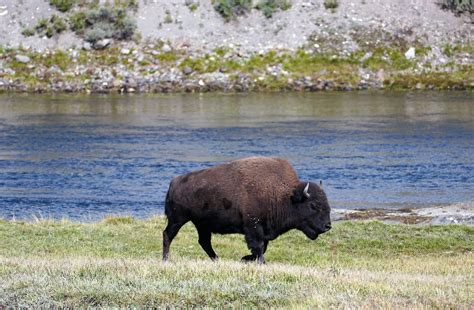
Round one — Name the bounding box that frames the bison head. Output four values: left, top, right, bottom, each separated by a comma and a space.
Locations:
291, 182, 331, 240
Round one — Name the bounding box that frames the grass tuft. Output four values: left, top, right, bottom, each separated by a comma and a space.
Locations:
324, 0, 339, 10
101, 216, 136, 225
213, 0, 253, 21
50, 0, 75, 12
255, 0, 292, 18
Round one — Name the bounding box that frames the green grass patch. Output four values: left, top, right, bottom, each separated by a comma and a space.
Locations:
386, 66, 473, 90
101, 216, 135, 225
0, 218, 472, 307
0, 217, 471, 264
154, 52, 179, 63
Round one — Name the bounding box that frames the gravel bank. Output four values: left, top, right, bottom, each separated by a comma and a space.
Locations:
333, 203, 474, 225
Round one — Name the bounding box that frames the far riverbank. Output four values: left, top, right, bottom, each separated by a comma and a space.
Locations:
1, 44, 472, 93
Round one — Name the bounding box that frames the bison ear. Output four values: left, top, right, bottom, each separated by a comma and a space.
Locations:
291, 183, 308, 204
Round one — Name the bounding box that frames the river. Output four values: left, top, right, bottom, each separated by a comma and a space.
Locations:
0, 92, 472, 221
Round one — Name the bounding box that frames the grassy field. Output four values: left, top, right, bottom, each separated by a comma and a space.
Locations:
0, 217, 472, 308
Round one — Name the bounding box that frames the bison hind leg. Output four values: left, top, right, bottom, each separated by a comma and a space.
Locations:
162, 220, 187, 261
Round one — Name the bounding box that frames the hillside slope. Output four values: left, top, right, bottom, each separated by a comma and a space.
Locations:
0, 0, 472, 92
0, 0, 471, 54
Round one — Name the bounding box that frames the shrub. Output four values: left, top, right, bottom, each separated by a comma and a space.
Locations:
79, 7, 137, 43
69, 11, 87, 33
255, 0, 291, 18
28, 15, 67, 38
214, 0, 253, 21
35, 18, 49, 33
51, 15, 67, 33
84, 21, 115, 43
21, 27, 36, 37
49, 0, 75, 12
114, 14, 137, 40
437, 0, 473, 15
323, 0, 339, 10
86, 7, 113, 22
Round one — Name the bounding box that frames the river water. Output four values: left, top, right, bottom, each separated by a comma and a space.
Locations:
0, 92, 472, 221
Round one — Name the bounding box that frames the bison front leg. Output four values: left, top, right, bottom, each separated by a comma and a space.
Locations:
196, 225, 219, 261
241, 240, 268, 262
243, 225, 266, 264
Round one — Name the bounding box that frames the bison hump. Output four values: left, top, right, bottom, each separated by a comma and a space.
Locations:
232, 157, 299, 198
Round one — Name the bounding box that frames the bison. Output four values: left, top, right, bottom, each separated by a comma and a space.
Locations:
162, 156, 331, 263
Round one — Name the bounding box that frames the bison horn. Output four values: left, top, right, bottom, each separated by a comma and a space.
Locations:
303, 183, 310, 198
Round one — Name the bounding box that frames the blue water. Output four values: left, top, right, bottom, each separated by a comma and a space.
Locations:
0, 92, 473, 221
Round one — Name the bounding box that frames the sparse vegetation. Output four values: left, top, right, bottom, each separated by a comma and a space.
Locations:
164, 10, 173, 24
437, 0, 473, 15
0, 218, 472, 307
49, 0, 138, 12
50, 0, 75, 12
324, 0, 339, 10
22, 15, 68, 38
185, 0, 200, 12
255, 0, 291, 18
2, 43, 472, 92
117, 0, 139, 10
213, 0, 253, 21
213, 0, 291, 20
43, 0, 139, 44
21, 27, 35, 37
68, 11, 87, 33
77, 7, 137, 43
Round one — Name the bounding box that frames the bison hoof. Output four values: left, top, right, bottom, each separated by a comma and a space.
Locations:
241, 254, 256, 262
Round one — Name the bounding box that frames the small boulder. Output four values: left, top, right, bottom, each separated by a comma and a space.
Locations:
162, 44, 172, 53
405, 47, 416, 60
15, 55, 30, 63
182, 66, 193, 75
82, 42, 92, 51
94, 39, 112, 50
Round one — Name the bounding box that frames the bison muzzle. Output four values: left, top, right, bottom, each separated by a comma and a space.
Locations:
162, 156, 331, 263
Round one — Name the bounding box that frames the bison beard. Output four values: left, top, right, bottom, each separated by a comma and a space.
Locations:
162, 157, 332, 263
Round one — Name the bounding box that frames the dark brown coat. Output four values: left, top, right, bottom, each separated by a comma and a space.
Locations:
163, 157, 331, 263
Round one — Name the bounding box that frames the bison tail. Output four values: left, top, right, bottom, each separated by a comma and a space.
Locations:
164, 189, 171, 218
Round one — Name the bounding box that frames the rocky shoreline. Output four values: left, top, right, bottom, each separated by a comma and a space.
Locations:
0, 43, 472, 94
333, 203, 474, 226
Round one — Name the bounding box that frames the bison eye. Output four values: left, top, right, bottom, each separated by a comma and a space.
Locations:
310, 203, 318, 211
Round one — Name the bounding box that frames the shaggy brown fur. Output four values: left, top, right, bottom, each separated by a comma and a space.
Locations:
163, 157, 331, 263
